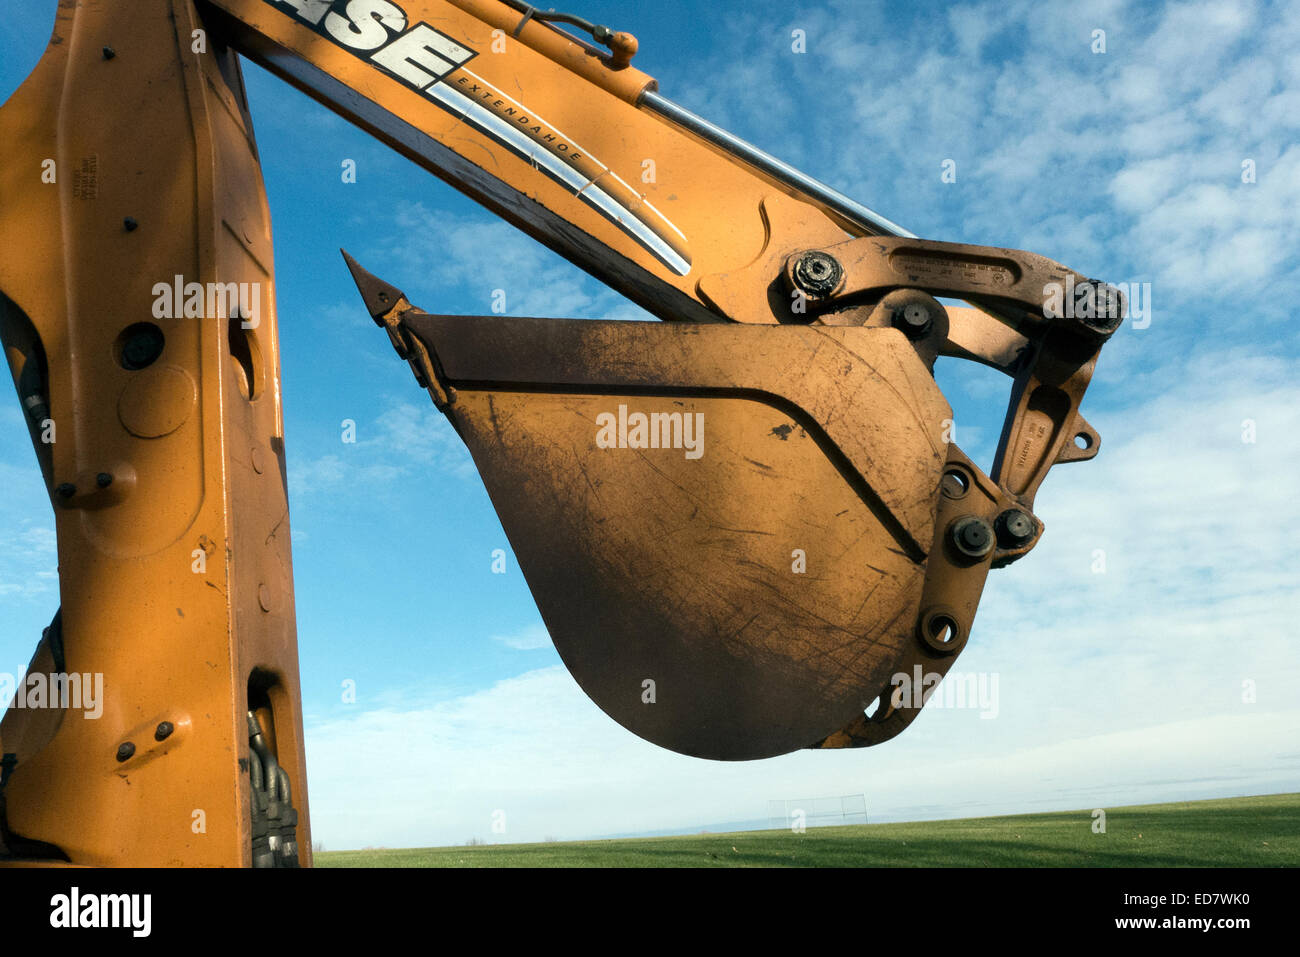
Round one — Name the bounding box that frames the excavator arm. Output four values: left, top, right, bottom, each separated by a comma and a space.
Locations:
0, 0, 1123, 865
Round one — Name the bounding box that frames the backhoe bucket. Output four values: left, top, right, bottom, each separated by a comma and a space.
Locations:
392, 311, 952, 760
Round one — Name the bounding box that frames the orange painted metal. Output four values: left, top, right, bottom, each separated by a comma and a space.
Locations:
0, 0, 310, 865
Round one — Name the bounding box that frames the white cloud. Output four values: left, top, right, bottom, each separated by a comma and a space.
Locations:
947, 6, 997, 60
373, 203, 658, 322
670, 0, 1300, 315
490, 623, 553, 651
0, 498, 57, 604
303, 665, 1298, 848
288, 398, 474, 498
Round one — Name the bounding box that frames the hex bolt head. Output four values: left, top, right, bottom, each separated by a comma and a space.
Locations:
96, 472, 113, 489
1075, 279, 1125, 336
116, 742, 135, 762
123, 217, 139, 232
791, 250, 844, 298
893, 302, 934, 339
154, 721, 174, 742
54, 482, 76, 500
102, 46, 116, 60
949, 516, 995, 561
995, 508, 1036, 548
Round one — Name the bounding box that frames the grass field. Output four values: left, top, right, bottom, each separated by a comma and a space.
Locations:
316, 791, 1298, 867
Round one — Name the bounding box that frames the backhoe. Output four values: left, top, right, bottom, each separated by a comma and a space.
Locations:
0, 0, 1123, 866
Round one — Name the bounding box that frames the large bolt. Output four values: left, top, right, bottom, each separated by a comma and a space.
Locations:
949, 516, 995, 561
123, 217, 139, 232
791, 251, 844, 298
96, 472, 113, 489
1075, 279, 1125, 336
54, 482, 76, 500
892, 302, 934, 339
116, 742, 135, 762
995, 508, 1036, 548
154, 721, 174, 742
102, 46, 116, 60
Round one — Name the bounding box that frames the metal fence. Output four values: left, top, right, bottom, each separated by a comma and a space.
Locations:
767, 793, 868, 830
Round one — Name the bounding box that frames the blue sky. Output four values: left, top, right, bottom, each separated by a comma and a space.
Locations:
2, 0, 1298, 849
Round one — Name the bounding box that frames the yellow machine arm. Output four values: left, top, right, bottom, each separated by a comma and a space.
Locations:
0, 0, 1123, 865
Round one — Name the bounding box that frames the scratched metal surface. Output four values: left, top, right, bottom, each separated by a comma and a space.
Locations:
407, 316, 950, 759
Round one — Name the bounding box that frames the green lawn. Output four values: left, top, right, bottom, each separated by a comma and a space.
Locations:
315, 791, 1298, 867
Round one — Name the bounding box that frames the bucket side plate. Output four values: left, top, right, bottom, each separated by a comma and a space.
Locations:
404, 317, 951, 760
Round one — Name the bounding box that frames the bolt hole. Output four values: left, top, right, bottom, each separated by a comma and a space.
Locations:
941, 468, 970, 498
115, 322, 165, 371
228, 314, 263, 400
928, 614, 958, 644
1074, 432, 1093, 450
